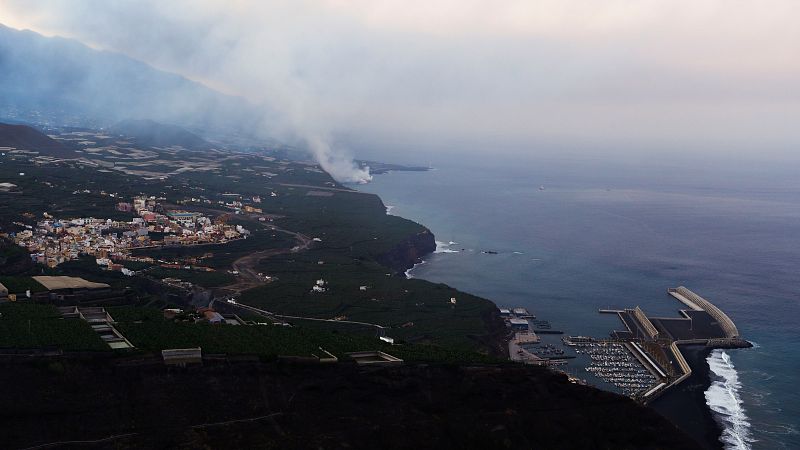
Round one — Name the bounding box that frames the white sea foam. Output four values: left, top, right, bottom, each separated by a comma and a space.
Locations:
705, 350, 755, 450
404, 260, 426, 278
434, 241, 460, 253
385, 205, 396, 215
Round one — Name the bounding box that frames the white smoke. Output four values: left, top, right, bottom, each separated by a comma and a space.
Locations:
0, 1, 377, 183
4, 0, 800, 162
306, 134, 372, 183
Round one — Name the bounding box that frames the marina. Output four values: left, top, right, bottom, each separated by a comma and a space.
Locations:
520, 342, 574, 360
572, 339, 658, 397
507, 287, 749, 403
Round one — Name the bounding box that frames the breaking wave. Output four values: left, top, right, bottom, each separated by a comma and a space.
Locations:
404, 260, 426, 278
435, 241, 460, 253
385, 205, 396, 215
705, 350, 755, 450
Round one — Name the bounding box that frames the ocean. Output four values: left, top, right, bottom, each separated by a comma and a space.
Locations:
357, 155, 800, 450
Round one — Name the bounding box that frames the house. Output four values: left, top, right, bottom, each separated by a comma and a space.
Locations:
162, 347, 202, 366
509, 318, 529, 331
204, 310, 224, 324
347, 351, 404, 367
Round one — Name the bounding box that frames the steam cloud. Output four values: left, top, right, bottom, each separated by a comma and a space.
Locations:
306, 134, 372, 183
2, 1, 800, 162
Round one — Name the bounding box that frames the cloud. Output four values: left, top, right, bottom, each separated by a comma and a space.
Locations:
1, 0, 799, 162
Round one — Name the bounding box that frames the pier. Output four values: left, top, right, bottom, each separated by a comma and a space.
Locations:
506, 289, 747, 403
667, 286, 740, 339
595, 287, 749, 403
509, 332, 546, 365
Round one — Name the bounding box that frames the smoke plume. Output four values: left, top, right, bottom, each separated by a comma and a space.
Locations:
306, 134, 372, 183
2, 0, 800, 162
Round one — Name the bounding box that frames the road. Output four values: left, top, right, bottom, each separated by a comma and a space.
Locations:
215, 299, 387, 337
214, 225, 312, 295
182, 206, 387, 337
278, 183, 367, 193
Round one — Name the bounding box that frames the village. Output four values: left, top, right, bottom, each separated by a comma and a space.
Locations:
11, 195, 249, 270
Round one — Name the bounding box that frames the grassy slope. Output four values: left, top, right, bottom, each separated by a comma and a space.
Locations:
0, 303, 107, 350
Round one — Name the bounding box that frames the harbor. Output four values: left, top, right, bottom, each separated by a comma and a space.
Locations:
503, 307, 571, 366
506, 287, 749, 403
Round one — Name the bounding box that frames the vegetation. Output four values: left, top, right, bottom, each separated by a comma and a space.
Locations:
110, 306, 496, 363
0, 238, 33, 274
240, 250, 497, 350
1, 142, 501, 355
0, 276, 47, 294
0, 303, 107, 351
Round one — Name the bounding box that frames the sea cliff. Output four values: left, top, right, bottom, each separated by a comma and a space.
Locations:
376, 228, 436, 274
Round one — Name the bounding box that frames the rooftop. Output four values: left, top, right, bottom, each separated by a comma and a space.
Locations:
31, 276, 110, 291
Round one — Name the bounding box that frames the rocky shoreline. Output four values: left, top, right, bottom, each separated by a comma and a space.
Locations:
376, 228, 436, 274
376, 225, 509, 358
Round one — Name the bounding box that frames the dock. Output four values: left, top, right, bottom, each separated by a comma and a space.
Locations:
509, 332, 546, 365
593, 287, 749, 403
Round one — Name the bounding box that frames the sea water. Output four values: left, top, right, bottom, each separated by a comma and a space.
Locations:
358, 155, 800, 449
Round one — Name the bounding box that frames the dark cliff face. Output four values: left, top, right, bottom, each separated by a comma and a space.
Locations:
375, 228, 436, 274
374, 228, 509, 358
0, 359, 703, 450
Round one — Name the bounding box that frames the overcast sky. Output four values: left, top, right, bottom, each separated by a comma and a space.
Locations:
2, 0, 799, 164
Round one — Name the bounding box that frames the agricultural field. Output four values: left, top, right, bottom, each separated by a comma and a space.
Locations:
0, 276, 47, 294
1, 140, 503, 357
0, 303, 108, 351
240, 249, 498, 351
109, 306, 496, 363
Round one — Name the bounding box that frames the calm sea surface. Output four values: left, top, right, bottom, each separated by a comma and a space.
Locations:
358, 156, 800, 450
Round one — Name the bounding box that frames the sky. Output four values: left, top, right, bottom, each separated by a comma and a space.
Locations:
1, 0, 799, 172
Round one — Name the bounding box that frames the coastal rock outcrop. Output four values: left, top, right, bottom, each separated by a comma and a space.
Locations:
375, 228, 436, 274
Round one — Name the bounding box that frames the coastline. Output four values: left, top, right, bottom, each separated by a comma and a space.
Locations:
366, 174, 725, 449
396, 220, 718, 446
392, 221, 722, 449
651, 345, 723, 450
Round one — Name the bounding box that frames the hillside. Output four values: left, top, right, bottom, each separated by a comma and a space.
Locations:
0, 122, 75, 158
0, 358, 702, 450
0, 23, 265, 133
110, 119, 212, 150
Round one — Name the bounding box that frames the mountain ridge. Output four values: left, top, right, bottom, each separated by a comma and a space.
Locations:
0, 122, 76, 158
0, 23, 269, 136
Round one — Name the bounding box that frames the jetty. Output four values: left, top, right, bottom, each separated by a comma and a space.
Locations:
667, 286, 740, 339
601, 287, 749, 403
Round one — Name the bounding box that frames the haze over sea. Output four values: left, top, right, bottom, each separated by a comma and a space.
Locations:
358, 153, 800, 450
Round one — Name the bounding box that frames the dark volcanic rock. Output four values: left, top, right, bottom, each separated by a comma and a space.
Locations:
376, 228, 436, 274
0, 359, 703, 449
